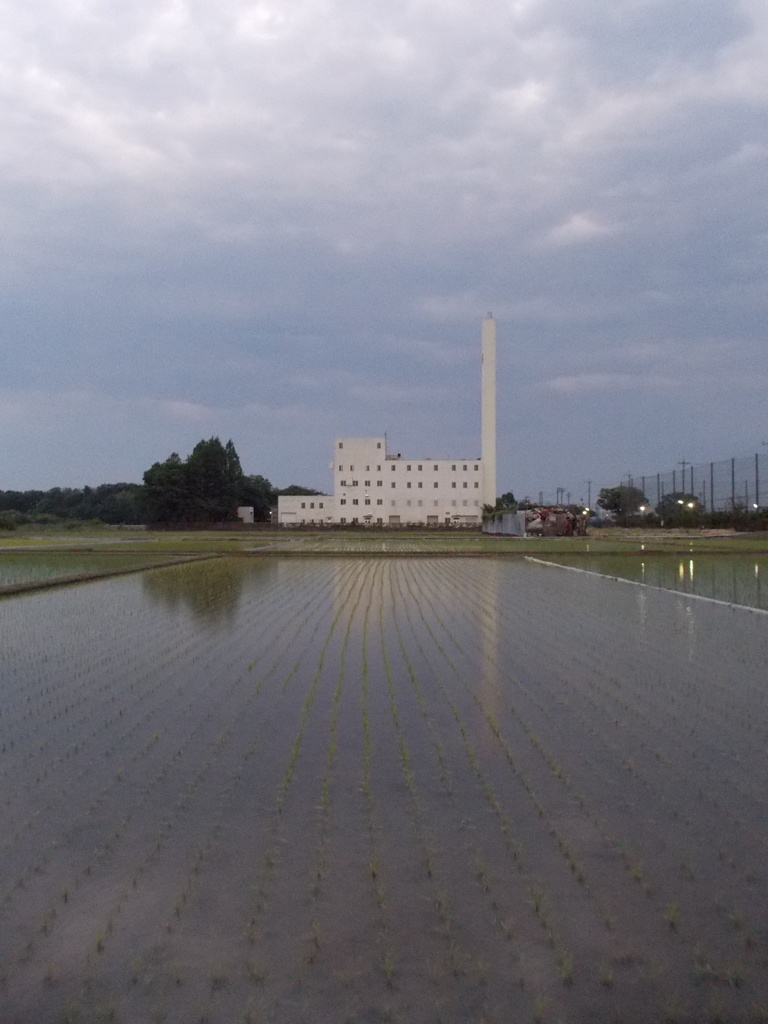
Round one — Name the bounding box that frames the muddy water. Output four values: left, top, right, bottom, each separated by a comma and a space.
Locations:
1, 556, 767, 1023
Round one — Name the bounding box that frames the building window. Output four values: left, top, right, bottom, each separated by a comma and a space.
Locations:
338, 465, 343, 471
340, 499, 346, 505
350, 465, 354, 472
407, 465, 411, 471
434, 482, 438, 488
377, 517, 383, 524
451, 483, 456, 489
365, 480, 371, 487
376, 499, 383, 505
463, 465, 467, 471
301, 502, 306, 509
391, 482, 396, 488
417, 482, 422, 489
391, 501, 396, 507
340, 517, 346, 523
474, 465, 479, 471
338, 442, 343, 449
434, 464, 439, 471
452, 464, 456, 471
451, 500, 457, 507
463, 483, 467, 489
474, 501, 479, 507
406, 500, 412, 507
418, 465, 422, 471
376, 465, 381, 471
377, 480, 383, 487
474, 482, 479, 489
417, 500, 423, 507
352, 499, 359, 505
376, 442, 381, 448
407, 482, 411, 489
391, 464, 396, 471
433, 500, 439, 507
319, 503, 323, 508
463, 500, 468, 507
366, 465, 370, 471
364, 499, 371, 505
340, 479, 346, 486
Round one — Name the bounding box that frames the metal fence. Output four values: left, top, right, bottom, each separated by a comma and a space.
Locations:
627, 453, 768, 513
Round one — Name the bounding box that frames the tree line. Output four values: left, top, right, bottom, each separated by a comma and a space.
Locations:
0, 438, 318, 529
597, 485, 768, 528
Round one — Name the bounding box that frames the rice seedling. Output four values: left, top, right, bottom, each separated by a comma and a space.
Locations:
665, 903, 679, 931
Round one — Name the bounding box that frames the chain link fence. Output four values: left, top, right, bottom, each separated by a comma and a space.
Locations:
627, 453, 768, 513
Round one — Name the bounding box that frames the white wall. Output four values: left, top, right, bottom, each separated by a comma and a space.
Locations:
332, 437, 483, 525
277, 494, 336, 525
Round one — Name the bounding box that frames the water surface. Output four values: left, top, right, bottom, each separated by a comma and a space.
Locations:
538, 552, 768, 610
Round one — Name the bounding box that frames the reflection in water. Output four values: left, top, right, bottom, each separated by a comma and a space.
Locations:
142, 557, 275, 626
636, 587, 648, 649
480, 559, 501, 695
542, 554, 768, 611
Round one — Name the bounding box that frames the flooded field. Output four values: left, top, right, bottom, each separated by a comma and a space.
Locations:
0, 551, 206, 591
1, 556, 767, 1023
538, 553, 768, 611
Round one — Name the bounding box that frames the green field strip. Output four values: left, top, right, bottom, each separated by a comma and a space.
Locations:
0, 553, 218, 597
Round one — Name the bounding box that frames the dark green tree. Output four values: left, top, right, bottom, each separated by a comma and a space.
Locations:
655, 492, 702, 518
185, 437, 244, 522
278, 485, 323, 496
597, 485, 648, 521
142, 453, 189, 524
240, 474, 278, 522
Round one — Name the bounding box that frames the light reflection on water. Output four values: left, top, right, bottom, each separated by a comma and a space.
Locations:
542, 554, 768, 611
141, 557, 278, 626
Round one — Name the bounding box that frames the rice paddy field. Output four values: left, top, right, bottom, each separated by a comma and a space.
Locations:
1, 538, 768, 1023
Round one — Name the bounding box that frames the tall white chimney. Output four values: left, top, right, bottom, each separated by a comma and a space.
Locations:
481, 314, 497, 507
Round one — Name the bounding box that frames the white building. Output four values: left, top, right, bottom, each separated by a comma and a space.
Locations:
278, 316, 497, 527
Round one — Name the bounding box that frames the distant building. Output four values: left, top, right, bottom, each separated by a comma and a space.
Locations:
278, 316, 497, 527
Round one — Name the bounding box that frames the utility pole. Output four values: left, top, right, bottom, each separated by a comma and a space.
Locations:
678, 460, 689, 493
587, 480, 592, 508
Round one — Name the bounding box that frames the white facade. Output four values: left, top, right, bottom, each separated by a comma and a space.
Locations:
481, 314, 497, 507
334, 437, 483, 526
277, 317, 497, 527
277, 493, 336, 526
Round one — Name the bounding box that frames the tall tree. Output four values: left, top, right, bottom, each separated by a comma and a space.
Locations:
597, 485, 648, 521
142, 438, 254, 525
655, 492, 702, 517
142, 453, 189, 524
185, 437, 243, 522
240, 474, 277, 522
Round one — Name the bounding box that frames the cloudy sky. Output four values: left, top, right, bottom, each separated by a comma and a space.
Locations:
2, 0, 767, 502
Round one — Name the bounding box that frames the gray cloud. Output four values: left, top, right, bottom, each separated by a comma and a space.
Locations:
1, 0, 767, 497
